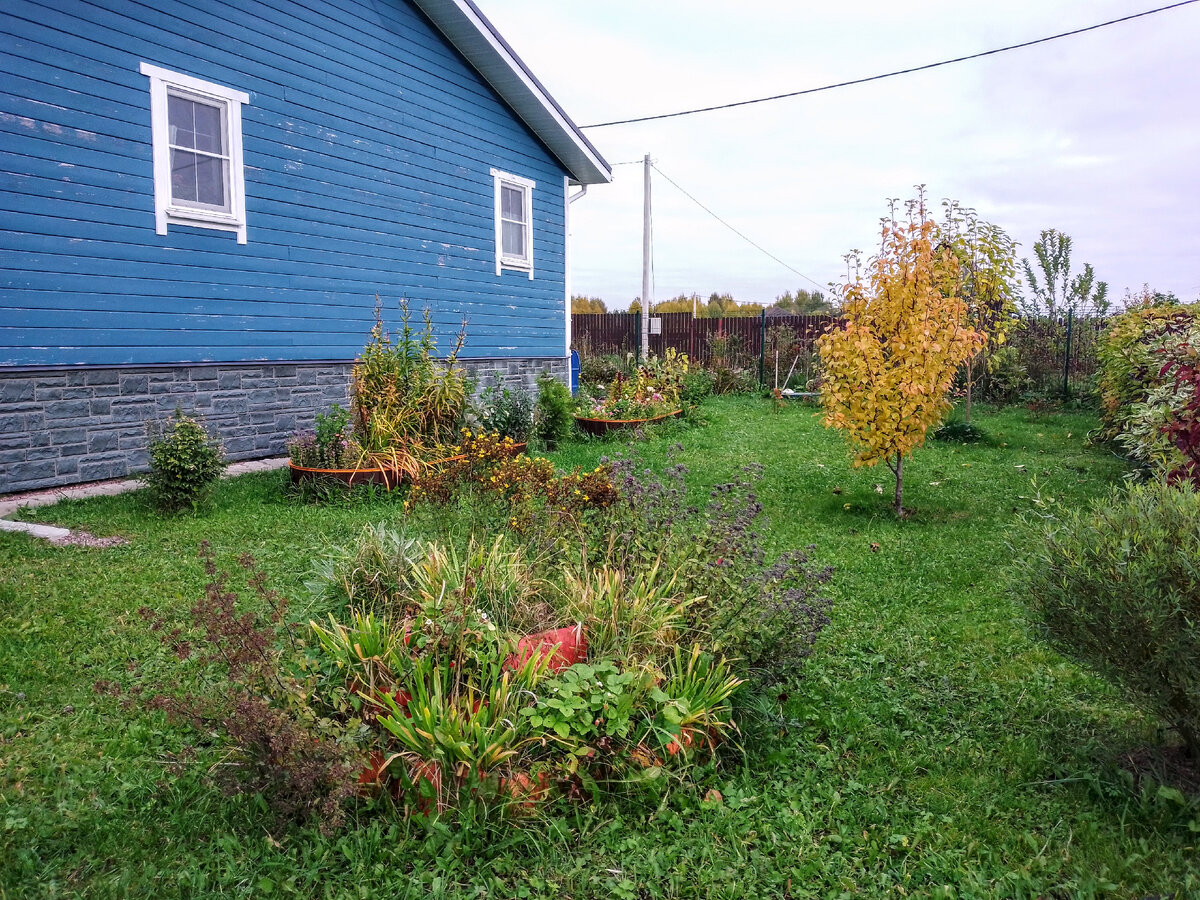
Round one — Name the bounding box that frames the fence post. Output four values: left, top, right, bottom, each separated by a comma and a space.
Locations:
1062, 308, 1073, 399
758, 310, 767, 387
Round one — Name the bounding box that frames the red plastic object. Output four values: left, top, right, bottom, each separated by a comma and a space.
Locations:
505, 624, 587, 673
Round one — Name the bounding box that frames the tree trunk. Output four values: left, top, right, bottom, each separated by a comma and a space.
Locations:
964, 355, 974, 424
893, 453, 904, 516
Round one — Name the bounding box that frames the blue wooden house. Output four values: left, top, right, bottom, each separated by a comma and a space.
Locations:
0, 0, 611, 492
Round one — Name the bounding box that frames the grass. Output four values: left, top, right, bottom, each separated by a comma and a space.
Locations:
2, 397, 1198, 898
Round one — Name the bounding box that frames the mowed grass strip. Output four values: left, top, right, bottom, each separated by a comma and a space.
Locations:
1, 397, 1196, 899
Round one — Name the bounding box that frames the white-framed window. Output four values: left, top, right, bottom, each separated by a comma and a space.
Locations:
140, 62, 249, 243
490, 168, 534, 278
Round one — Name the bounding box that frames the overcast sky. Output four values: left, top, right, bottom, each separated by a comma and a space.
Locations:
480, 0, 1200, 310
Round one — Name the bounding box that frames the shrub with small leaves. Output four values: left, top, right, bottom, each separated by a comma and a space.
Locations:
475, 379, 534, 443
1014, 478, 1200, 759
533, 373, 575, 449
579, 353, 625, 389
681, 369, 715, 406
145, 410, 226, 513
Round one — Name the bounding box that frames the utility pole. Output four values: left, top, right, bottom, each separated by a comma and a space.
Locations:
641, 153, 651, 361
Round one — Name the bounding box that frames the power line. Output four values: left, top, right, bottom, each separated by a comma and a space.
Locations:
582, 0, 1198, 128
650, 162, 826, 292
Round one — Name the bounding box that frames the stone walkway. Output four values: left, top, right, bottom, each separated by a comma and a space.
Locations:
0, 457, 288, 542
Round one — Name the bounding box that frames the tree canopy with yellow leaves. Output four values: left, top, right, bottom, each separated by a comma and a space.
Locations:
818, 194, 984, 515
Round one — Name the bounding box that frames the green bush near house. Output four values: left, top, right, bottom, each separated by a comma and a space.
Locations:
532, 372, 575, 449
145, 409, 225, 513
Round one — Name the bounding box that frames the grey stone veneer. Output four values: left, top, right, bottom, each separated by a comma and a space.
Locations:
0, 357, 567, 494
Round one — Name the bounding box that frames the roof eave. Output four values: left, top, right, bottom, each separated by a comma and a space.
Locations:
410, 0, 612, 186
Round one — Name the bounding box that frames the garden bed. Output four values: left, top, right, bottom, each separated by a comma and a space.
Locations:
288, 443, 527, 490
573, 410, 681, 435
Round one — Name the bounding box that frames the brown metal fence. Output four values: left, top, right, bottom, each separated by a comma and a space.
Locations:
1003, 314, 1106, 396
572, 311, 1106, 397
572, 312, 835, 375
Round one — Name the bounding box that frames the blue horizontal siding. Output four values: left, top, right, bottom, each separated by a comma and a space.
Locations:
0, 0, 572, 367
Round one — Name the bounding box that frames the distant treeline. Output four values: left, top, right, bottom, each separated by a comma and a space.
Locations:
570, 288, 834, 318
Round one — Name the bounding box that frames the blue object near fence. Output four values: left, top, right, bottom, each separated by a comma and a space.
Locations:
570, 349, 580, 395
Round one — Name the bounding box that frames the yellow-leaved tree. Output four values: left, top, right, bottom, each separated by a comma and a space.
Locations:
818, 194, 984, 516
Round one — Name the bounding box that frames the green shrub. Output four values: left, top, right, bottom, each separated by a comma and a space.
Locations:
145, 409, 225, 513
1014, 478, 1200, 758
533, 373, 575, 449
982, 345, 1029, 404
474, 379, 534, 443
288, 403, 362, 468
579, 353, 625, 388
681, 369, 715, 406
1096, 305, 1196, 442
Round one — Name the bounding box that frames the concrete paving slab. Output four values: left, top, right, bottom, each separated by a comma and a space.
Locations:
0, 518, 72, 540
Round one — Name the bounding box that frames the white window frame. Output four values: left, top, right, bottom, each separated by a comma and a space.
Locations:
490, 168, 535, 279
140, 62, 249, 244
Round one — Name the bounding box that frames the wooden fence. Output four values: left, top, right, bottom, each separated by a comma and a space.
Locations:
572, 311, 1105, 396
572, 312, 835, 377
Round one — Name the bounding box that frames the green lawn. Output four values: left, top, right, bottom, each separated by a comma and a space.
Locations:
2, 397, 1196, 898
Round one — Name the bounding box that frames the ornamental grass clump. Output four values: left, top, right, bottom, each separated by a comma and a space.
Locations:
1014, 478, 1200, 759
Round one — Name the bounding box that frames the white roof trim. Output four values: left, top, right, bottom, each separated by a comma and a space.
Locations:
409, 0, 612, 186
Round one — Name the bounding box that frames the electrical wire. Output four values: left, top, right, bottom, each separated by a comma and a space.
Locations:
582, 0, 1199, 128
650, 162, 827, 291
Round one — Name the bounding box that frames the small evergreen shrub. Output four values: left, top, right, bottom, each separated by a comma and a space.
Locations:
1014, 478, 1200, 758
145, 410, 225, 513
533, 373, 575, 449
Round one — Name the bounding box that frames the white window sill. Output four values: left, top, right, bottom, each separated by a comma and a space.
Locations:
159, 208, 247, 243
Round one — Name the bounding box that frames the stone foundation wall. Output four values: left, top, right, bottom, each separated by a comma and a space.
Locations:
0, 357, 566, 494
